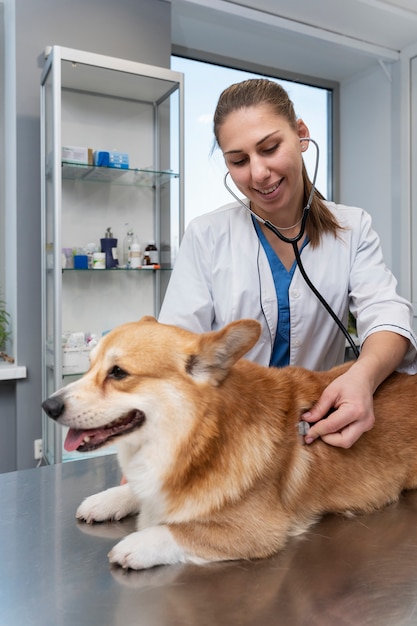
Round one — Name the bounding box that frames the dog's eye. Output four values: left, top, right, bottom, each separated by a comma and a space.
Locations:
108, 365, 128, 380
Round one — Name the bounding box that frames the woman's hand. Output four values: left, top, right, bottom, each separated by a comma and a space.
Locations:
301, 367, 375, 448
301, 331, 410, 448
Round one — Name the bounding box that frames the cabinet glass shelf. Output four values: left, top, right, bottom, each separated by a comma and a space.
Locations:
61, 163, 178, 186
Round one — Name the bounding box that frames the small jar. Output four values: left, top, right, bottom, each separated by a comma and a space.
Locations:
62, 248, 74, 269
145, 240, 159, 264
92, 252, 106, 269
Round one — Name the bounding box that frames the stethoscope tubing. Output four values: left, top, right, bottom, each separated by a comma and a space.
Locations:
223, 137, 360, 358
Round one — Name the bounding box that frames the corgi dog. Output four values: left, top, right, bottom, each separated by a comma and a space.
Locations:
42, 316, 417, 570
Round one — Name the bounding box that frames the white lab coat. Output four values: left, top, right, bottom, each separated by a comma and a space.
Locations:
159, 200, 417, 373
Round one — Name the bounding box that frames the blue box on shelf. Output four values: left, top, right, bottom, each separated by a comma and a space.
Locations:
73, 255, 88, 269
94, 150, 129, 169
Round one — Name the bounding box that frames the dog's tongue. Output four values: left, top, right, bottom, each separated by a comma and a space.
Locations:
64, 426, 114, 451
63, 410, 146, 452
64, 428, 90, 452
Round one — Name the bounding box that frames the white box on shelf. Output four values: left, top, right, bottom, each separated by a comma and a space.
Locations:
62, 145, 93, 165
62, 347, 92, 375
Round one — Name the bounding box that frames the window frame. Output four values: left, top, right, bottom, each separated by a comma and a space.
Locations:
171, 47, 339, 226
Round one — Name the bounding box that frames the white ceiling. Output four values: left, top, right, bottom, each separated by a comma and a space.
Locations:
170, 0, 417, 81
221, 0, 417, 51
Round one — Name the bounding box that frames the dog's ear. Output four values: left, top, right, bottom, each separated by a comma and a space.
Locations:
185, 319, 261, 385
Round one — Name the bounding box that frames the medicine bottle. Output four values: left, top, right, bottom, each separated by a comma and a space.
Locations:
144, 240, 159, 265
123, 225, 138, 267
129, 242, 141, 269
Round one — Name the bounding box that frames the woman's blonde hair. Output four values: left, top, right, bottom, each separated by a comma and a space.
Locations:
213, 78, 341, 247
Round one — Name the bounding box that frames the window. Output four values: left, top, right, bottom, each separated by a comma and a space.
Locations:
171, 56, 332, 229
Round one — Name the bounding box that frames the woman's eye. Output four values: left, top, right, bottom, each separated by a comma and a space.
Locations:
263, 144, 278, 154
108, 365, 128, 380
231, 157, 247, 167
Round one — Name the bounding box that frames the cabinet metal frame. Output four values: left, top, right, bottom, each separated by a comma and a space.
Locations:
40, 46, 184, 463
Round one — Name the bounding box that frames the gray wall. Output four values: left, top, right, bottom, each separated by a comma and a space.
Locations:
0, 0, 171, 472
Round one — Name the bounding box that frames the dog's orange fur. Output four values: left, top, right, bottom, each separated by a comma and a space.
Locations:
43, 316, 417, 568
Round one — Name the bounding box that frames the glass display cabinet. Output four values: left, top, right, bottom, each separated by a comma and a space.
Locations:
41, 46, 184, 463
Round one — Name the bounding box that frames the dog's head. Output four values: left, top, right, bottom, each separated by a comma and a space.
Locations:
41, 316, 261, 454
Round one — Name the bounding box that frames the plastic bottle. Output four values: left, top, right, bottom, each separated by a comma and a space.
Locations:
129, 242, 141, 268
122, 225, 138, 267
144, 240, 159, 265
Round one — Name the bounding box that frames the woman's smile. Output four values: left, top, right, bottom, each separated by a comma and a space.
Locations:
253, 179, 283, 198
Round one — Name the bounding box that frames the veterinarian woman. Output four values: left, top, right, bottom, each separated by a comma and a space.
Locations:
158, 78, 417, 449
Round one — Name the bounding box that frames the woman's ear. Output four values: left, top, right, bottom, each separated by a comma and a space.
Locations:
297, 119, 310, 150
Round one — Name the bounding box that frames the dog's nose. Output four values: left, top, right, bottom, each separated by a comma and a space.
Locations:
42, 397, 65, 420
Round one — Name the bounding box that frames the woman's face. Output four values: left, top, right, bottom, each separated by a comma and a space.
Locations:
218, 104, 309, 224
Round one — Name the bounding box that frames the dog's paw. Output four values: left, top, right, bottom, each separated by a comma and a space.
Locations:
76, 485, 140, 523
108, 526, 189, 570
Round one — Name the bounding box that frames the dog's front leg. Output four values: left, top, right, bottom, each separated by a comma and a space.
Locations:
108, 525, 209, 570
76, 484, 140, 523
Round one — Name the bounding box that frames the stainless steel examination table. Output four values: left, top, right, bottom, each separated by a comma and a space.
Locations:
2, 455, 417, 626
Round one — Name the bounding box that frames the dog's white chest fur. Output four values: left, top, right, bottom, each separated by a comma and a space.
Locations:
117, 439, 172, 526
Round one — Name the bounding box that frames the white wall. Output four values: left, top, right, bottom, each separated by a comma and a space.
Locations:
402, 43, 417, 326
339, 64, 394, 269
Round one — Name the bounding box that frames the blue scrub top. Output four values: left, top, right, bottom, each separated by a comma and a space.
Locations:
253, 218, 307, 367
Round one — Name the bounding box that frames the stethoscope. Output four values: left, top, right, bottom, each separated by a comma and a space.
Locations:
223, 137, 360, 358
